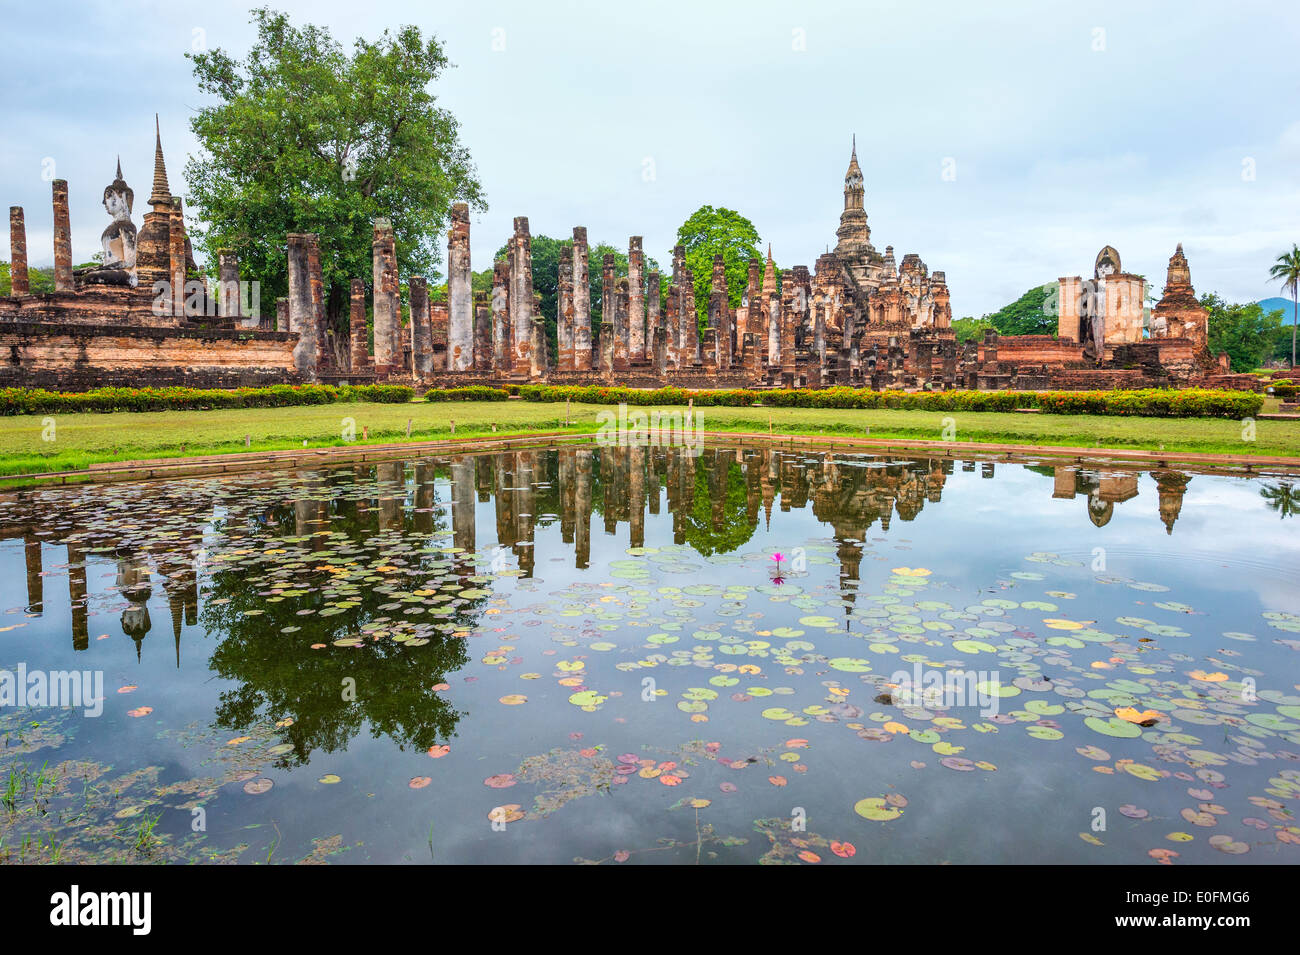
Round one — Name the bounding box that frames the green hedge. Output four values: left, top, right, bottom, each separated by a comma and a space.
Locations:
0, 383, 415, 415
516, 384, 1261, 418
423, 386, 510, 402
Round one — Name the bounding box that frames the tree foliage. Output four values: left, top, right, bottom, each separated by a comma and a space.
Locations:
1202, 293, 1283, 372
674, 206, 764, 331
183, 6, 484, 337
1268, 244, 1300, 367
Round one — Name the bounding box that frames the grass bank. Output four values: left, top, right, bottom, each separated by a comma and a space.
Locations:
0, 399, 1297, 478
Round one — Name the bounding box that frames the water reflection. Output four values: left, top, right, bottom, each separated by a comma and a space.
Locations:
1, 448, 1212, 655
1, 444, 1297, 864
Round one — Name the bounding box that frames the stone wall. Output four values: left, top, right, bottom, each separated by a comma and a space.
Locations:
0, 321, 299, 390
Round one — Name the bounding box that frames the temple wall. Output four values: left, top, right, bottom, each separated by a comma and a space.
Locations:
0, 321, 299, 390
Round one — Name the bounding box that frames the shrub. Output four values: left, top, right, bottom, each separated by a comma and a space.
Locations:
424, 386, 510, 402
0, 383, 414, 415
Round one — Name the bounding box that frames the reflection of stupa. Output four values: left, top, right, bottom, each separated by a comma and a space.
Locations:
1153, 471, 1192, 535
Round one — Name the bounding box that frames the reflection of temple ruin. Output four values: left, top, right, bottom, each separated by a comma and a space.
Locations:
1051, 466, 1190, 532
4, 133, 1236, 392
0, 451, 1203, 664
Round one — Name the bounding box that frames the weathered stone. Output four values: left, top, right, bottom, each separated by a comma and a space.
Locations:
349, 278, 370, 371
287, 233, 319, 376
472, 292, 492, 371
509, 216, 533, 375
447, 202, 472, 371
8, 206, 28, 296
572, 226, 591, 371
52, 180, 73, 292
217, 250, 241, 321
371, 217, 400, 371
628, 236, 645, 363
557, 244, 575, 371
411, 276, 433, 379
492, 258, 511, 372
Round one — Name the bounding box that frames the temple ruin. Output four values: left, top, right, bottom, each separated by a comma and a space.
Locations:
2, 129, 1239, 392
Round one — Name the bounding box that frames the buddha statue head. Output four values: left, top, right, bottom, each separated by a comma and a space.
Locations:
1094, 245, 1121, 279
100, 157, 138, 269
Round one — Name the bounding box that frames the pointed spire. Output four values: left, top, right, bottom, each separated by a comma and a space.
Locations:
148, 114, 172, 208
115, 155, 123, 180
852, 133, 857, 159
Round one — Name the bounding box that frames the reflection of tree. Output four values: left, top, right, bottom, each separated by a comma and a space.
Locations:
1261, 481, 1300, 520
680, 455, 756, 556
199, 476, 478, 759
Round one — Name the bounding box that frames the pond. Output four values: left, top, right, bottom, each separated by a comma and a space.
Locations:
1, 444, 1298, 864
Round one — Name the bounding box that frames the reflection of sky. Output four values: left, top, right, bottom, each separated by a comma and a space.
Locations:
1, 453, 1298, 864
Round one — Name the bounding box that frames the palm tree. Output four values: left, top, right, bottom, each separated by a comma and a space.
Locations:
1269, 245, 1300, 368
1260, 481, 1300, 520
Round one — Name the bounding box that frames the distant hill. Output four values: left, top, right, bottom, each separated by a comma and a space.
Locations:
1259, 297, 1295, 318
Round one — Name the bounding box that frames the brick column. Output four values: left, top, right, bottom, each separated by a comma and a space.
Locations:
169, 198, 187, 318
447, 202, 472, 371
371, 218, 399, 371
509, 216, 533, 375
628, 236, 645, 363
52, 180, 73, 291
306, 234, 330, 370
287, 233, 318, 376
410, 276, 432, 380
572, 227, 591, 371
709, 254, 730, 369
665, 283, 680, 369
492, 258, 511, 372
9, 207, 29, 295
681, 269, 698, 365
217, 250, 240, 320
557, 244, 575, 371
473, 292, 492, 370
349, 278, 370, 371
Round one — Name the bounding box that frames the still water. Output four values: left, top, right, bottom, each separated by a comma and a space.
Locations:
1, 444, 1298, 864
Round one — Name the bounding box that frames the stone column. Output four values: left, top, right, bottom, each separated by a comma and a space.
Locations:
780, 272, 797, 369
275, 298, 288, 332
709, 255, 730, 369
557, 244, 575, 371
614, 277, 630, 374
51, 180, 73, 291
287, 233, 318, 376
530, 293, 548, 380
8, 207, 29, 295
448, 202, 472, 371
473, 292, 493, 370
410, 276, 432, 380
509, 216, 534, 375
599, 319, 615, 379
681, 269, 698, 365
601, 254, 621, 370
665, 283, 680, 368
306, 234, 330, 370
349, 278, 370, 371
572, 227, 591, 371
648, 271, 663, 377
628, 236, 646, 363
768, 284, 782, 366
217, 250, 241, 320
492, 258, 511, 371
169, 198, 187, 318
371, 218, 399, 371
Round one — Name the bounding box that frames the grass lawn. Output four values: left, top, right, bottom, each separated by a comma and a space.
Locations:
0, 398, 1297, 476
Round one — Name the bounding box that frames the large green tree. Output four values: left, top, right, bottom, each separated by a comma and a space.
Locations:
1202, 293, 1283, 371
674, 206, 764, 332
1268, 244, 1300, 368
184, 6, 484, 342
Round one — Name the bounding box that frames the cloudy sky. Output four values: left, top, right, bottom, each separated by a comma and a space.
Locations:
3, 0, 1297, 316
